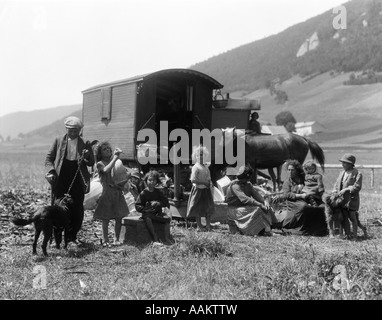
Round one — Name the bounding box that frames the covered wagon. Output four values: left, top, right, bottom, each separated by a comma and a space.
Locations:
82, 68, 223, 165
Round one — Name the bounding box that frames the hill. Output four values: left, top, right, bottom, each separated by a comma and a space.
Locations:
190, 0, 382, 94
242, 71, 382, 149
0, 109, 82, 151
0, 104, 81, 140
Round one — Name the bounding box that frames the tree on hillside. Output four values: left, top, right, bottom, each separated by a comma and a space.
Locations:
275, 111, 296, 127
275, 90, 288, 104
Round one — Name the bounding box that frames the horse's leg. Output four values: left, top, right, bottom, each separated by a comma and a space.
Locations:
257, 170, 271, 180
276, 166, 282, 191
252, 169, 258, 185
267, 168, 277, 191
248, 164, 258, 185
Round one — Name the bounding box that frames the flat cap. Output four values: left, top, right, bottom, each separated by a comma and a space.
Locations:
64, 116, 83, 129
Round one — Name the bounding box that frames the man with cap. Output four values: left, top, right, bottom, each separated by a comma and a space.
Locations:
45, 116, 95, 246
333, 153, 367, 239
225, 165, 275, 236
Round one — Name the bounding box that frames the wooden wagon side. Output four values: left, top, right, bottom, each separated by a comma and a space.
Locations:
81, 68, 224, 166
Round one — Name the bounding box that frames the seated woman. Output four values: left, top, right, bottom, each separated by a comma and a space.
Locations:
278, 159, 328, 236
225, 165, 275, 236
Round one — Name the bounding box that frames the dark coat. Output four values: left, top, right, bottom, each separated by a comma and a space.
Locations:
45, 134, 95, 194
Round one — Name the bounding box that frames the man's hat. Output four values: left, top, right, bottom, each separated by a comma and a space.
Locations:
339, 153, 356, 165
64, 116, 83, 129
236, 165, 253, 180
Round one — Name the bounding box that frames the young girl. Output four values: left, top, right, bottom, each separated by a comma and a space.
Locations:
93, 141, 129, 247
186, 145, 215, 231
301, 161, 325, 206
135, 170, 172, 245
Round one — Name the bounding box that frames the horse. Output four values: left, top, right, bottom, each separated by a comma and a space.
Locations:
209, 128, 325, 191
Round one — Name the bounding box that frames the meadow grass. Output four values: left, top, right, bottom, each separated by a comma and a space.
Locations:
1, 151, 382, 301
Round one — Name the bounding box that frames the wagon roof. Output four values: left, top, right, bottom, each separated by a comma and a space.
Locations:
82, 68, 223, 93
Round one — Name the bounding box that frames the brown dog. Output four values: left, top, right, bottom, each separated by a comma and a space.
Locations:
323, 192, 347, 237
323, 192, 368, 239
11, 195, 73, 256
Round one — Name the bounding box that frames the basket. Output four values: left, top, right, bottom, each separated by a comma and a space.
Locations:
212, 91, 228, 109
212, 100, 228, 109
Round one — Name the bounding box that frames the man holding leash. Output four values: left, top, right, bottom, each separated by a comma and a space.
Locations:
45, 116, 94, 246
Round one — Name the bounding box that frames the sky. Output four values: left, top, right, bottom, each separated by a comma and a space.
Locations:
0, 0, 346, 117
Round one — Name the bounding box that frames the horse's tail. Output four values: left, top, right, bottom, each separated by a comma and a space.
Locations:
305, 138, 325, 172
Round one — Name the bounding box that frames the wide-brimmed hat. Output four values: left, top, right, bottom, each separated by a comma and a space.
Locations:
64, 116, 83, 129
339, 153, 356, 165
236, 165, 253, 180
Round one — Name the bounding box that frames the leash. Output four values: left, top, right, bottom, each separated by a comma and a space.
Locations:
66, 151, 88, 195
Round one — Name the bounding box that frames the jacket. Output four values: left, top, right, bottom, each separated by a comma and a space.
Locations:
45, 134, 95, 194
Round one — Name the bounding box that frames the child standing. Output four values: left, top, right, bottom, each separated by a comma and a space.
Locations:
302, 161, 325, 206
186, 145, 215, 231
135, 170, 172, 245
333, 153, 367, 239
93, 141, 129, 247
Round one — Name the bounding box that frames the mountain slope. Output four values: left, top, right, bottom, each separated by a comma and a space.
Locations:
243, 71, 382, 148
0, 109, 83, 150
27, 109, 83, 138
0, 104, 81, 139
190, 0, 382, 94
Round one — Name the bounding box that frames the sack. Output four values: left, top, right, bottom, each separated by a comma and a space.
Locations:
213, 186, 225, 202
84, 176, 102, 210
111, 159, 129, 187
217, 176, 231, 196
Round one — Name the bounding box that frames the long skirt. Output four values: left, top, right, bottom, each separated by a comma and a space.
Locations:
227, 206, 272, 236
186, 186, 215, 218
281, 200, 328, 236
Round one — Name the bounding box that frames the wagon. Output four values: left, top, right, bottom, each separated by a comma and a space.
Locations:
82, 68, 222, 161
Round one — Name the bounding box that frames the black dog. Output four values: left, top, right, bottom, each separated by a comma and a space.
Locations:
11, 195, 73, 256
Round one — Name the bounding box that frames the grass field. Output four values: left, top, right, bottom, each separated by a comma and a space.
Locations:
1, 150, 382, 301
